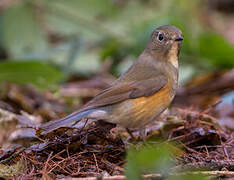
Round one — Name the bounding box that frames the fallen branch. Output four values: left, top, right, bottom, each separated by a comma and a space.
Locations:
172, 160, 234, 172
64, 170, 234, 180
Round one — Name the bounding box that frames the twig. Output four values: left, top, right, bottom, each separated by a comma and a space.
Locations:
0, 147, 26, 164
179, 170, 234, 176
62, 170, 234, 180
200, 100, 222, 114
172, 160, 234, 172
93, 153, 99, 173
42, 152, 53, 173
61, 173, 162, 180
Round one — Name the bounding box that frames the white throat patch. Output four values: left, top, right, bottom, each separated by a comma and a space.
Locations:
168, 43, 179, 68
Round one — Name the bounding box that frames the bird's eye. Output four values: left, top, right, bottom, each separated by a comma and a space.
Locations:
158, 33, 164, 41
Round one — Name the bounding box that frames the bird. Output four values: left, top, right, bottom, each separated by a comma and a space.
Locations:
40, 25, 183, 134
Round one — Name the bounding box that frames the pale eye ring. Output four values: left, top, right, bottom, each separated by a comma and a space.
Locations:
158, 33, 164, 41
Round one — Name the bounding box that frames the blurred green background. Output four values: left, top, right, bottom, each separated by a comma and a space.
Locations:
0, 0, 234, 88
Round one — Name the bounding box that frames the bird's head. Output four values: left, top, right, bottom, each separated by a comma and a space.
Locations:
146, 25, 183, 68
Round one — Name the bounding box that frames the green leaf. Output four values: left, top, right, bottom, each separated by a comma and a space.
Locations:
125, 143, 174, 180
198, 32, 234, 69
0, 61, 64, 89
41, 0, 119, 40
2, 1, 49, 58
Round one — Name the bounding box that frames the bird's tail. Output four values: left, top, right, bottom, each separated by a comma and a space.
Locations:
40, 109, 95, 134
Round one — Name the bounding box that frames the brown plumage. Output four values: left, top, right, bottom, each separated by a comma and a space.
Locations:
40, 25, 183, 133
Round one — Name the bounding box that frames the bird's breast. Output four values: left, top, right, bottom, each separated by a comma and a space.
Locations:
107, 83, 174, 128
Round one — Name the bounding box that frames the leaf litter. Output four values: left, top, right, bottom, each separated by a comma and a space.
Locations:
0, 70, 233, 179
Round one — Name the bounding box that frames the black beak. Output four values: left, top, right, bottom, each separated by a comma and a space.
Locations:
175, 36, 183, 41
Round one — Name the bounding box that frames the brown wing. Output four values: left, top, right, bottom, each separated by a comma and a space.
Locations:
78, 72, 168, 113
39, 74, 167, 133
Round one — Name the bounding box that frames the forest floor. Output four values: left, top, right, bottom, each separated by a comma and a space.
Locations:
0, 69, 234, 179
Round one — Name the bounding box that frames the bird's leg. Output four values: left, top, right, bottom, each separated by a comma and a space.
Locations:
80, 118, 89, 131
139, 128, 148, 142
126, 128, 137, 141
71, 117, 89, 130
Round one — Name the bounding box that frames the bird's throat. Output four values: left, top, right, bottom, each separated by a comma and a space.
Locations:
167, 43, 180, 69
